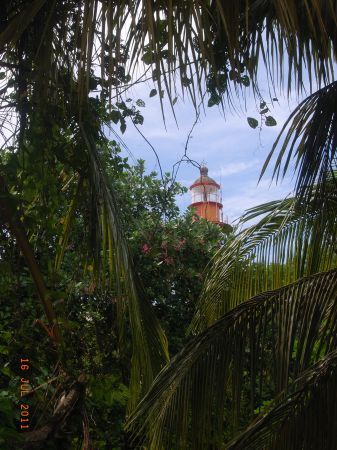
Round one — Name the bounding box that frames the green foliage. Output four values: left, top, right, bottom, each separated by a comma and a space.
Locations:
247, 117, 259, 129
1, 1, 337, 448
247, 101, 277, 130
84, 375, 129, 448
0, 124, 227, 445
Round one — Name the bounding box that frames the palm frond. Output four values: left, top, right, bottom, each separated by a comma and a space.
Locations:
54, 176, 83, 272
115, 0, 337, 104
79, 124, 169, 409
1, 1, 337, 111
191, 192, 337, 333
261, 81, 337, 201
227, 349, 337, 450
126, 269, 337, 449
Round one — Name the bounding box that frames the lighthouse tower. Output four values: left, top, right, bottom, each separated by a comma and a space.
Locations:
189, 166, 226, 224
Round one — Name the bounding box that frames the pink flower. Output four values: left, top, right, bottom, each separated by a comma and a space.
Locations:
142, 243, 150, 254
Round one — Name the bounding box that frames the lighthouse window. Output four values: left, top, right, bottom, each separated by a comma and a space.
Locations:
192, 191, 220, 203
192, 192, 204, 203
208, 192, 219, 202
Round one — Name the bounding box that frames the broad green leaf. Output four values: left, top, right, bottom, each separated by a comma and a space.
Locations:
120, 121, 126, 134
110, 110, 120, 124
265, 116, 277, 126
247, 117, 259, 128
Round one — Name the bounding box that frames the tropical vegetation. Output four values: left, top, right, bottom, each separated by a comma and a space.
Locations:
1, 1, 337, 449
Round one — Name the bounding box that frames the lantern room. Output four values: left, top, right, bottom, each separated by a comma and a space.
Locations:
189, 166, 225, 224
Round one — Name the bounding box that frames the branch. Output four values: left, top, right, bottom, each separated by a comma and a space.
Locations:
0, 174, 61, 345
22, 375, 85, 448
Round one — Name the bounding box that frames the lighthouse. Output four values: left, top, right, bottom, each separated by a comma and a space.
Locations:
189, 166, 226, 225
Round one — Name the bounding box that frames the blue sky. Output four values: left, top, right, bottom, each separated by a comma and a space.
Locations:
108, 80, 305, 224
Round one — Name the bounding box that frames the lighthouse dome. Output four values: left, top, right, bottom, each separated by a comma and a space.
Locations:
190, 166, 220, 189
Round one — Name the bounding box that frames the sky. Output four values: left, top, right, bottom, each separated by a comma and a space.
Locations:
107, 77, 305, 225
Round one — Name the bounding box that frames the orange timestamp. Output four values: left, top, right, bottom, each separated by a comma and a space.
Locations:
19, 358, 30, 430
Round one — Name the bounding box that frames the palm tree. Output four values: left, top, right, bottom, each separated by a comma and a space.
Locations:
1, 0, 337, 447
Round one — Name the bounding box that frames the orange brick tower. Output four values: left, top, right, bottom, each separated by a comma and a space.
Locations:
189, 166, 226, 224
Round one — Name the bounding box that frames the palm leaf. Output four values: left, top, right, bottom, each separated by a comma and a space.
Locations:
126, 269, 337, 449
79, 123, 169, 409
261, 81, 337, 201
54, 176, 83, 272
121, 0, 337, 106
191, 192, 337, 333
227, 349, 337, 450
1, 1, 337, 112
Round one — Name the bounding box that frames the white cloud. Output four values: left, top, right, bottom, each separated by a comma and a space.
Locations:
210, 160, 260, 178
